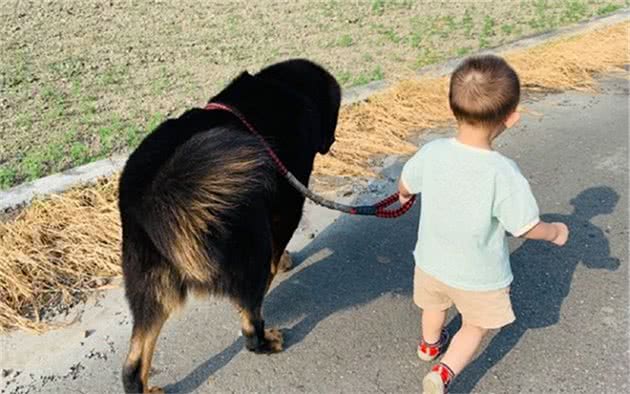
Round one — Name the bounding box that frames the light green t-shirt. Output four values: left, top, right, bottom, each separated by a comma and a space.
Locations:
401, 138, 540, 291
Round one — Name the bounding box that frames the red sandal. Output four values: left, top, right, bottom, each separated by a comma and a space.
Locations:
423, 362, 455, 394
417, 329, 449, 361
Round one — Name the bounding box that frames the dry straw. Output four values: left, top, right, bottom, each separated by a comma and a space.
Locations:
0, 177, 121, 331
1, 21, 628, 331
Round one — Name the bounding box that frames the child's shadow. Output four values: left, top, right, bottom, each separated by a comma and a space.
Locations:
451, 186, 620, 393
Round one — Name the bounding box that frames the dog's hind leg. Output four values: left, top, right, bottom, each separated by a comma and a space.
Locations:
123, 315, 168, 393
239, 305, 283, 354
122, 271, 184, 393
121, 234, 185, 393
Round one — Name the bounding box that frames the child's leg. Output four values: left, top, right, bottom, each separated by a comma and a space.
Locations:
414, 268, 453, 341
422, 322, 488, 394
422, 309, 447, 344
440, 323, 487, 374
414, 269, 452, 362
423, 286, 515, 393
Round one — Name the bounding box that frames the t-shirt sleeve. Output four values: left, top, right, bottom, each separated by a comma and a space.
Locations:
400, 149, 425, 194
493, 170, 540, 237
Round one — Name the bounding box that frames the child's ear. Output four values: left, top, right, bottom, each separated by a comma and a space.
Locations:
504, 111, 520, 128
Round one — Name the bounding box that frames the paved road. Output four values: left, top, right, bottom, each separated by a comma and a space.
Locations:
1, 76, 628, 393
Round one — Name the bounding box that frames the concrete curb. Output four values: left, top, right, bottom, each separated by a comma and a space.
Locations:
1, 10, 627, 211
0, 155, 127, 211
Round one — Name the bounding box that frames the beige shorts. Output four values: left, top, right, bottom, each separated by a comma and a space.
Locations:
413, 267, 515, 329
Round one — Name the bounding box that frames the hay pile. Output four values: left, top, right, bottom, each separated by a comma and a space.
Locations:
0, 177, 121, 332
508, 21, 629, 92
1, 21, 628, 332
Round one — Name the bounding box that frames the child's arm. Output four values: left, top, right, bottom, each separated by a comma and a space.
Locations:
399, 178, 414, 205
522, 221, 569, 246
398, 148, 425, 205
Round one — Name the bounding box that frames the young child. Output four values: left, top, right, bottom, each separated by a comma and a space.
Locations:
398, 55, 569, 393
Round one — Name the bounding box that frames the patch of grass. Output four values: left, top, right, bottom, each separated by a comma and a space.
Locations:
501, 23, 514, 35
321, 0, 339, 18
3, 52, 33, 88
77, 101, 97, 130
48, 57, 85, 80
479, 16, 496, 48
147, 112, 165, 132
371, 65, 385, 81
43, 143, 66, 171
13, 140, 75, 184
97, 64, 128, 87
381, 27, 402, 43
456, 47, 472, 56
42, 105, 66, 130
351, 65, 385, 86
530, 0, 558, 30
15, 113, 35, 130
70, 142, 90, 166
399, 0, 414, 10
597, 3, 622, 15
461, 8, 474, 38
63, 129, 78, 144
21, 151, 46, 181
562, 0, 588, 22
337, 70, 352, 85
151, 67, 172, 96
431, 16, 457, 39
479, 36, 489, 49
371, 0, 385, 16
98, 125, 116, 156
41, 85, 65, 107
0, 166, 17, 189
337, 34, 354, 47
486, 15, 498, 31
226, 14, 241, 33
125, 125, 143, 148
70, 79, 82, 97
408, 30, 423, 49
416, 48, 441, 68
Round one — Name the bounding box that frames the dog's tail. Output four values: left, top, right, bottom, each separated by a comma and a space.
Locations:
136, 127, 273, 282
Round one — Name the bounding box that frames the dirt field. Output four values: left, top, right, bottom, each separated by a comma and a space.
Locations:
0, 0, 626, 189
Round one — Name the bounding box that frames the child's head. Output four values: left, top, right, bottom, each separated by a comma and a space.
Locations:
449, 55, 520, 134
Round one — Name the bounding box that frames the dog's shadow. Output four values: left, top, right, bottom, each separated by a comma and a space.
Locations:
166, 186, 620, 393
165, 186, 420, 393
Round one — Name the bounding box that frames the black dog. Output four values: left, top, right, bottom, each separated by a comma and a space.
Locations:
118, 59, 341, 393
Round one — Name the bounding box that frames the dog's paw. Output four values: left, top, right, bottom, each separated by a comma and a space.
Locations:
147, 386, 164, 394
278, 251, 293, 273
265, 328, 284, 352
253, 328, 284, 354
265, 328, 284, 353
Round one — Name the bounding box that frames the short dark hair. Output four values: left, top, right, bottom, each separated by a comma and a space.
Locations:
449, 55, 520, 127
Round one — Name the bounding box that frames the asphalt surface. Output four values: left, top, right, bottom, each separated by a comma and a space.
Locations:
1, 75, 628, 393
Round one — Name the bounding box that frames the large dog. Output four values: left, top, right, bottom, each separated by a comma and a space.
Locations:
118, 59, 341, 393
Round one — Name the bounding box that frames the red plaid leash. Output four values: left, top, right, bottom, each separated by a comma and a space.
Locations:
203, 102, 415, 218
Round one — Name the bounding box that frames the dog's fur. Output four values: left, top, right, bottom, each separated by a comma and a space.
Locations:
118, 59, 341, 393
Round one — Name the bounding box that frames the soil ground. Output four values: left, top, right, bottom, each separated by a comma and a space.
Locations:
1, 0, 627, 188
